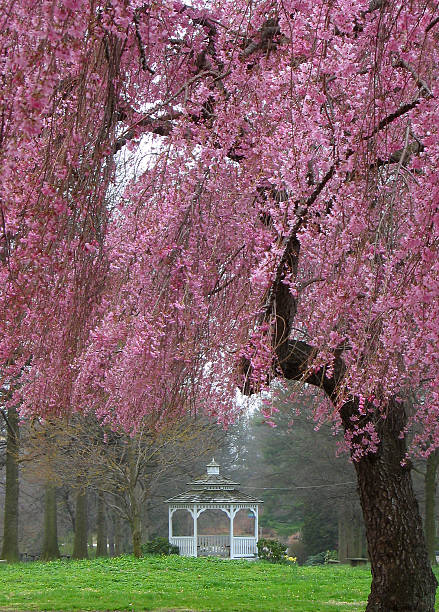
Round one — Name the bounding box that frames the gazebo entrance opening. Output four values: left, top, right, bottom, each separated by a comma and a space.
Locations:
166, 460, 262, 558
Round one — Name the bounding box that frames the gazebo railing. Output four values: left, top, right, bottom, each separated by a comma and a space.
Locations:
233, 536, 257, 557
197, 534, 229, 556
170, 535, 257, 558
170, 536, 195, 556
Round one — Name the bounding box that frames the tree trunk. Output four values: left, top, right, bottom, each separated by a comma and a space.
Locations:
130, 506, 142, 558
338, 506, 354, 563
1, 404, 20, 562
72, 490, 88, 559
108, 515, 115, 556
425, 450, 439, 565
341, 399, 437, 612
95, 490, 107, 557
127, 439, 142, 557
41, 484, 60, 561
142, 498, 150, 542
113, 512, 121, 556
338, 511, 348, 563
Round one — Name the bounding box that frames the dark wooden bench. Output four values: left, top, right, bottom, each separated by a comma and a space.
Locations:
347, 557, 368, 566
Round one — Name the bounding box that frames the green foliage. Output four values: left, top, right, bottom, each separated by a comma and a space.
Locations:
0, 555, 385, 611
141, 537, 179, 555
257, 538, 287, 563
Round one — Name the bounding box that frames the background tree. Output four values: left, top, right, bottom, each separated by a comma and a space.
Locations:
72, 489, 88, 560
95, 490, 108, 558
41, 482, 60, 561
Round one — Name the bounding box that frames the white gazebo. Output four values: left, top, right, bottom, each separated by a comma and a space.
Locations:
166, 459, 262, 558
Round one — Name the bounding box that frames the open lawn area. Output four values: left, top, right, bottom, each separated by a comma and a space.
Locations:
0, 555, 416, 612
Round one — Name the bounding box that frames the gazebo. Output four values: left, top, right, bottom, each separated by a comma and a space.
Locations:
165, 459, 262, 558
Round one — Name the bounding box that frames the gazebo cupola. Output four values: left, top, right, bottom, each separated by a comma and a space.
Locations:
165, 459, 262, 558
206, 458, 220, 475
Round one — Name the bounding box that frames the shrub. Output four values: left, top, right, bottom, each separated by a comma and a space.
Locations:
305, 550, 336, 565
257, 538, 287, 563
142, 537, 179, 556
324, 549, 338, 563
287, 539, 307, 565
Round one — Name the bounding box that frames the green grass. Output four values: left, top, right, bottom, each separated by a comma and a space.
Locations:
0, 555, 430, 612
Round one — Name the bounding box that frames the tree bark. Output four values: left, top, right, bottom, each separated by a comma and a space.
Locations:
95, 490, 108, 557
128, 490, 142, 557
340, 399, 437, 611
72, 490, 88, 559
424, 450, 439, 566
1, 404, 20, 562
41, 483, 60, 561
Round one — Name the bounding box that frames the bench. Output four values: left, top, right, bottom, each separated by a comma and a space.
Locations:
347, 557, 368, 566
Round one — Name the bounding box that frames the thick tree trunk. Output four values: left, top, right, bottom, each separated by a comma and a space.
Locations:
95, 490, 108, 557
41, 484, 60, 561
424, 450, 439, 565
341, 399, 437, 612
1, 404, 20, 562
72, 490, 88, 559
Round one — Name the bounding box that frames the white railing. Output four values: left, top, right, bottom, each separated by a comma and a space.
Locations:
197, 534, 229, 557
170, 536, 195, 556
170, 535, 257, 558
233, 537, 257, 557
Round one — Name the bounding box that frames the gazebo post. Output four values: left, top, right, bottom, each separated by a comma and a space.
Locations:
193, 504, 198, 557
229, 504, 234, 559
169, 507, 173, 540
255, 506, 259, 546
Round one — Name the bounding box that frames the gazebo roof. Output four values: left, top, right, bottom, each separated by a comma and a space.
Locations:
165, 460, 263, 505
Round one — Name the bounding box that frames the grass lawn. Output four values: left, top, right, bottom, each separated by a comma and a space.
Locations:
0, 555, 435, 612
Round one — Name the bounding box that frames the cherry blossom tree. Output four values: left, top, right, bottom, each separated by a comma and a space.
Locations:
1, 0, 439, 609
